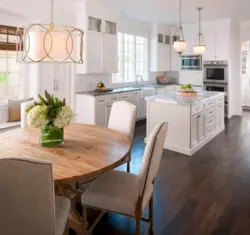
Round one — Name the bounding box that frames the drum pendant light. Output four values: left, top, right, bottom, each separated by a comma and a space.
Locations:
193, 7, 206, 55
173, 0, 187, 55
16, 0, 84, 63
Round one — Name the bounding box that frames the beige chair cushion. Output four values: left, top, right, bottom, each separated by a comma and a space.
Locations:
81, 170, 142, 217
108, 101, 137, 141
8, 98, 33, 122
55, 196, 71, 235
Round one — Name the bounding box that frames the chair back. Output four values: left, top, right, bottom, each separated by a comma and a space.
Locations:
21, 100, 34, 128
138, 123, 168, 205
0, 157, 56, 235
108, 101, 137, 141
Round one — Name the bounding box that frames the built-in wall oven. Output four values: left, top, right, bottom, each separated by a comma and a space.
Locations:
181, 55, 202, 70
203, 83, 228, 117
203, 61, 228, 84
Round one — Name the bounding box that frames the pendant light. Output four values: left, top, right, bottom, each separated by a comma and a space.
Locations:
173, 0, 187, 55
193, 7, 206, 55
16, 0, 84, 63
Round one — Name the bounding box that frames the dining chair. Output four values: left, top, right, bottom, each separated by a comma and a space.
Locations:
78, 101, 137, 191
21, 100, 34, 128
108, 100, 138, 172
81, 122, 168, 235
0, 157, 71, 235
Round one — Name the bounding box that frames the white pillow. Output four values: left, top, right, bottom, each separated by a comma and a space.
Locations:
0, 101, 9, 123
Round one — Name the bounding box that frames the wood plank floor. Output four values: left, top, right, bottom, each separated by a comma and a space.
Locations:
71, 112, 250, 235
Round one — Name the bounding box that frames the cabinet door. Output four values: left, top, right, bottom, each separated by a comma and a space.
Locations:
191, 113, 204, 147
202, 22, 215, 60
95, 105, 106, 127
138, 98, 146, 119
214, 21, 230, 60
129, 92, 139, 118
86, 32, 102, 73
102, 35, 118, 73
166, 85, 175, 92
105, 104, 112, 127
215, 103, 224, 128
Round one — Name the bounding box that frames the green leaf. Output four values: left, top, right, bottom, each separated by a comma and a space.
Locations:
38, 94, 46, 104
25, 105, 34, 113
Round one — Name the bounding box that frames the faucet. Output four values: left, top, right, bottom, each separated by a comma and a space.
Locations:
135, 75, 144, 86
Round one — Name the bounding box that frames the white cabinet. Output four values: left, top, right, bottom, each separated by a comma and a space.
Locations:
85, 32, 103, 73
191, 112, 204, 147
76, 1, 118, 74
102, 35, 118, 73
166, 85, 175, 92
215, 103, 224, 128
150, 24, 171, 72
202, 20, 230, 61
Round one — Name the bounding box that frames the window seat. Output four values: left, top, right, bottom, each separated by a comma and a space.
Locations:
0, 122, 21, 133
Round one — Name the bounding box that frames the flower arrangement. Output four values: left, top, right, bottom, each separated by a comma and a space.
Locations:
26, 90, 73, 147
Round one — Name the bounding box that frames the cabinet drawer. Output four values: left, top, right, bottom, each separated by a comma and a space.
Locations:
96, 96, 108, 106
204, 107, 215, 118
191, 103, 204, 115
204, 99, 216, 109
216, 96, 224, 104
108, 94, 120, 103
205, 122, 216, 136
120, 93, 130, 101
205, 115, 215, 126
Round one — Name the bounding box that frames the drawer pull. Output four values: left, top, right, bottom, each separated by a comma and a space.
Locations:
208, 128, 213, 133
209, 120, 213, 124
112, 98, 118, 100
122, 96, 129, 99
209, 111, 213, 114
98, 100, 105, 102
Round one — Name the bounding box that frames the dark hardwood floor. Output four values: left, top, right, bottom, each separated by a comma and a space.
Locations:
71, 112, 250, 235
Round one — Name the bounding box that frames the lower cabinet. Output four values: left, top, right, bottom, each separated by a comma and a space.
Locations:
95, 104, 112, 127
215, 103, 224, 128
191, 112, 204, 147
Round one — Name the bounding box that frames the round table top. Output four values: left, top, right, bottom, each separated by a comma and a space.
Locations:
0, 124, 131, 183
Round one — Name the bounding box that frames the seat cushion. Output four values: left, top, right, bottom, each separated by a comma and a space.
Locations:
55, 196, 71, 235
81, 170, 140, 217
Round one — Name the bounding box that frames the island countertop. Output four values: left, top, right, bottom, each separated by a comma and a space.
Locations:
145, 91, 225, 106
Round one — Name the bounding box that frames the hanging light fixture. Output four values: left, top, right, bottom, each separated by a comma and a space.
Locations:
193, 7, 206, 55
173, 0, 187, 55
16, 0, 84, 63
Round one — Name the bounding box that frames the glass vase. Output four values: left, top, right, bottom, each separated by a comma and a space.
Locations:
40, 123, 64, 147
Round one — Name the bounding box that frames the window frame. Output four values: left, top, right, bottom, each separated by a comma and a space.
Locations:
112, 33, 148, 84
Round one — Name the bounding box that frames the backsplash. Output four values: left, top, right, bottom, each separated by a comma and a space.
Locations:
75, 72, 165, 92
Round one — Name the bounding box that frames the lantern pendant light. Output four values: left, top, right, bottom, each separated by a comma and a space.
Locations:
16, 0, 84, 63
193, 7, 206, 55
173, 0, 187, 56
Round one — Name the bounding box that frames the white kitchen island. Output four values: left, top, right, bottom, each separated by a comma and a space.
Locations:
146, 91, 225, 156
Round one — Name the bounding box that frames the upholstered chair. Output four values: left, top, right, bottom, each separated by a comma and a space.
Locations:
0, 157, 71, 235
81, 122, 168, 235
78, 101, 137, 191
108, 101, 138, 172
21, 100, 34, 128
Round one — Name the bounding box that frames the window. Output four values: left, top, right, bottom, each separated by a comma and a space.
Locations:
0, 51, 21, 101
0, 25, 22, 101
113, 33, 148, 83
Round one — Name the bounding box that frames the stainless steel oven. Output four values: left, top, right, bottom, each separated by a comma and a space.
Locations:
181, 55, 202, 70
203, 60, 228, 84
203, 83, 228, 117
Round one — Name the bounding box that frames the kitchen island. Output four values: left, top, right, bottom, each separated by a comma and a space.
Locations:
146, 91, 225, 156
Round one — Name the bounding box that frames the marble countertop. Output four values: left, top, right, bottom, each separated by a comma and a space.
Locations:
75, 83, 179, 96
145, 91, 225, 106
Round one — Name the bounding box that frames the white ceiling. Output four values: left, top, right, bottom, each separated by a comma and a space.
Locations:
91, 0, 250, 25
1, 0, 250, 25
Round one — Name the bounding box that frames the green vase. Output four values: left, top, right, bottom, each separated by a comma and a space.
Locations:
40, 123, 64, 147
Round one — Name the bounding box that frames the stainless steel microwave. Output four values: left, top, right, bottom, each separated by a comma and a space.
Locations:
181, 55, 202, 70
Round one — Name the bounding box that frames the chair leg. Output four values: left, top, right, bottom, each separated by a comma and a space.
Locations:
63, 221, 69, 235
136, 216, 141, 235
127, 161, 130, 172
82, 206, 88, 235
149, 196, 154, 235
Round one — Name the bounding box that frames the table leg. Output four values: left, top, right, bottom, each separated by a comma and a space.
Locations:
55, 183, 87, 235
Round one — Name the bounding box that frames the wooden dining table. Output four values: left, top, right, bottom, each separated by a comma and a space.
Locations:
0, 124, 131, 235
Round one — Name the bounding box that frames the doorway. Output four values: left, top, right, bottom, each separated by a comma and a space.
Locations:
241, 41, 250, 109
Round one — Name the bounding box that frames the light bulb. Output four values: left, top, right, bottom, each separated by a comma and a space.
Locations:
174, 40, 187, 55
193, 45, 206, 55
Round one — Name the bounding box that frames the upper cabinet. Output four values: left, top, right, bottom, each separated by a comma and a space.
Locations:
150, 24, 171, 72
76, 2, 118, 74
202, 20, 231, 61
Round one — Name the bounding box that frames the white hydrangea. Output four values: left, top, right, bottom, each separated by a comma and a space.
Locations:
27, 106, 48, 128
53, 106, 73, 128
